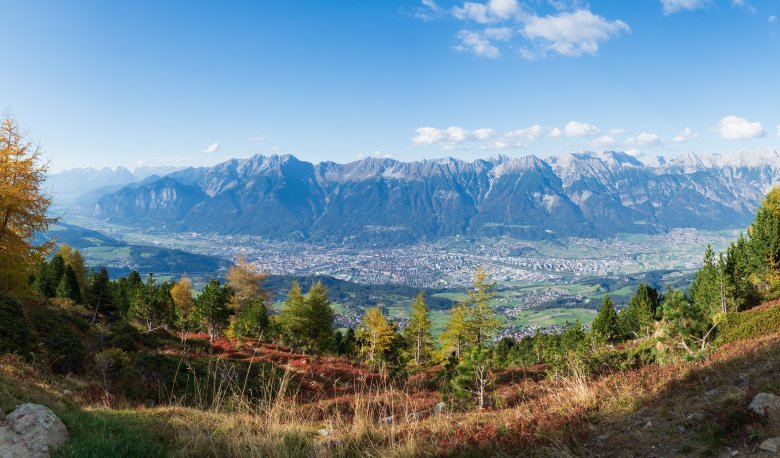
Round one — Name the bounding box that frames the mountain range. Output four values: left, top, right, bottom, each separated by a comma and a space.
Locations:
52, 151, 780, 244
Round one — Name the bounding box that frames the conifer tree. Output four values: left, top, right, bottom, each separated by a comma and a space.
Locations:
619, 283, 660, 339
451, 346, 494, 410
689, 246, 724, 321
195, 278, 232, 342
226, 258, 270, 338
87, 267, 111, 323
58, 244, 88, 297
170, 274, 195, 339
464, 267, 501, 347
745, 187, 780, 299
358, 306, 395, 364
441, 301, 469, 359
0, 114, 53, 294
592, 295, 619, 343
404, 291, 434, 367
131, 274, 175, 332
279, 281, 308, 347
662, 288, 717, 355
56, 265, 82, 303
303, 281, 335, 353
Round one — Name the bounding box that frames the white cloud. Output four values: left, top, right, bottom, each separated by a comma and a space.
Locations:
629, 132, 661, 146
442, 2, 628, 60
548, 127, 562, 138
716, 115, 765, 140
672, 127, 697, 143
136, 159, 148, 166
609, 128, 626, 136
446, 126, 469, 143
411, 126, 471, 148
412, 127, 445, 146
455, 28, 512, 57
422, 0, 440, 11
521, 10, 630, 58
203, 142, 220, 154
455, 30, 498, 57
249, 135, 269, 142
590, 135, 615, 148
564, 121, 600, 137
660, 0, 707, 15
625, 148, 641, 157
452, 0, 523, 23
770, 15, 778, 24
472, 128, 496, 140
506, 124, 543, 141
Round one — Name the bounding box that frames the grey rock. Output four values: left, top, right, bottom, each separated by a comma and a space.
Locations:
433, 402, 446, 415
749, 393, 780, 433
317, 428, 334, 437
0, 403, 68, 458
379, 416, 394, 424
759, 437, 780, 454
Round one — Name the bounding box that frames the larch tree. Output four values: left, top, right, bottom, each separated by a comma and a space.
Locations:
464, 267, 500, 347
403, 291, 434, 367
441, 301, 469, 359
58, 244, 88, 297
0, 114, 53, 294
170, 274, 195, 340
358, 306, 395, 364
226, 257, 269, 338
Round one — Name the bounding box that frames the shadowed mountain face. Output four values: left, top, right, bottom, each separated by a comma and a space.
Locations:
90, 151, 778, 243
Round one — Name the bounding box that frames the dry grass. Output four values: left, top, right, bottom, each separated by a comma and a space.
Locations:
3, 326, 780, 457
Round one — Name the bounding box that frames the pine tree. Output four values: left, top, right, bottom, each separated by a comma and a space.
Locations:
662, 288, 717, 356
336, 328, 357, 356
464, 267, 501, 347
303, 281, 335, 353
404, 291, 434, 367
591, 295, 619, 343
195, 279, 232, 342
451, 346, 494, 410
0, 114, 53, 294
745, 187, 780, 299
723, 234, 760, 311
87, 267, 111, 323
619, 283, 660, 339
40, 254, 65, 298
131, 274, 175, 332
56, 265, 82, 303
689, 246, 723, 322
357, 306, 395, 364
279, 281, 308, 347
58, 244, 88, 298
441, 301, 469, 359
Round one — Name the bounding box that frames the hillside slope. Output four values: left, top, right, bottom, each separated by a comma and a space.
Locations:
2, 303, 779, 457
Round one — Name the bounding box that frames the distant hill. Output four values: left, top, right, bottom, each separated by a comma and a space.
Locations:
90, 152, 779, 244
46, 165, 179, 205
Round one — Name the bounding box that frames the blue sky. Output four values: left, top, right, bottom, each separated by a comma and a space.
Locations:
2, 0, 779, 171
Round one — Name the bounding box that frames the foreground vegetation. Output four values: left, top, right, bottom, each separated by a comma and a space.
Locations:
3, 113, 780, 456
